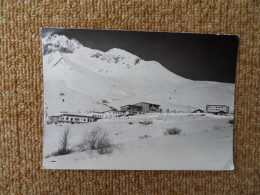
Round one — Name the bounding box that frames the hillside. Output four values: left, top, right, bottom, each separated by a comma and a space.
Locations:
42, 34, 235, 115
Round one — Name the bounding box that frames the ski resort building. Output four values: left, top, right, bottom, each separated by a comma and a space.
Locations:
120, 102, 161, 115
206, 105, 229, 115
120, 105, 142, 115
88, 110, 125, 119
88, 112, 105, 119
133, 102, 161, 113
58, 114, 97, 124
103, 110, 125, 118
48, 114, 97, 124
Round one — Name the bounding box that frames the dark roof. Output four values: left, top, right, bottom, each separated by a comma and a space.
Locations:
104, 110, 124, 113
60, 114, 95, 118
110, 108, 119, 111
206, 105, 229, 107
134, 102, 161, 106
120, 105, 142, 108
191, 109, 204, 113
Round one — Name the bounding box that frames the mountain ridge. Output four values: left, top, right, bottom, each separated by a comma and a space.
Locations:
42, 34, 235, 115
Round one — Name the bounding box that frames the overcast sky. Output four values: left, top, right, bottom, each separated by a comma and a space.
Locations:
42, 28, 239, 83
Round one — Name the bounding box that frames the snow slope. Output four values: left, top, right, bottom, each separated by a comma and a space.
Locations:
42, 34, 235, 115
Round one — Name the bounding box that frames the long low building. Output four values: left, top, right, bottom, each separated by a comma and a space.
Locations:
103, 110, 125, 118
88, 112, 105, 119
88, 110, 125, 119
48, 114, 97, 124
206, 105, 229, 115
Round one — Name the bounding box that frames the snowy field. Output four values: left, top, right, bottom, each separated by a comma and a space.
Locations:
42, 113, 234, 170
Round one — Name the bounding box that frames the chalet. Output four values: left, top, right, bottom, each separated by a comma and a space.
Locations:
191, 109, 204, 113
133, 102, 161, 113
206, 105, 229, 115
120, 105, 142, 115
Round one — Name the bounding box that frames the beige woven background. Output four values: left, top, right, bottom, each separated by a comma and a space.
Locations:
0, 0, 259, 194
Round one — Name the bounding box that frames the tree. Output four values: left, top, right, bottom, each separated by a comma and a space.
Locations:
59, 127, 72, 155
79, 127, 114, 155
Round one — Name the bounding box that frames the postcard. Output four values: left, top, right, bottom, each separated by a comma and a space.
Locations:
42, 28, 239, 170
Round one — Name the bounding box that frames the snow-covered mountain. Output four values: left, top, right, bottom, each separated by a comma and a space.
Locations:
42, 34, 235, 115
42, 34, 83, 55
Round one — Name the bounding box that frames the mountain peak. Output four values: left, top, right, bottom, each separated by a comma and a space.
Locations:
42, 34, 82, 55
89, 48, 143, 68
106, 48, 137, 57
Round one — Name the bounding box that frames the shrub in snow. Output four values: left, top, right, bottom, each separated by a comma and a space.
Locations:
52, 127, 73, 156
102, 99, 109, 103
139, 120, 153, 126
52, 148, 73, 156
138, 135, 152, 139
78, 127, 115, 155
213, 125, 223, 131
164, 127, 182, 135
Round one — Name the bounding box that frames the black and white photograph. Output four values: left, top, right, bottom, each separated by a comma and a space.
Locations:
42, 28, 239, 170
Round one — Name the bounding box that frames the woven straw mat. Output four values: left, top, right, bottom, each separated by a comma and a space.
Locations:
0, 1, 259, 194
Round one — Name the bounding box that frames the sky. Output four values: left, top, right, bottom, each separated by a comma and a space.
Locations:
42, 28, 239, 83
